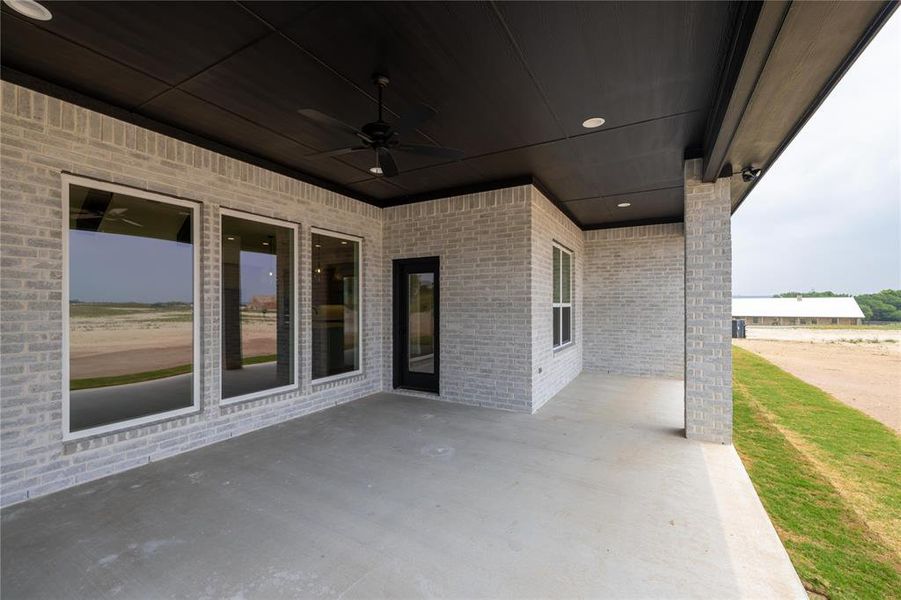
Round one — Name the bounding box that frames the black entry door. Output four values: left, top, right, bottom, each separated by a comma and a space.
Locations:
393, 257, 439, 393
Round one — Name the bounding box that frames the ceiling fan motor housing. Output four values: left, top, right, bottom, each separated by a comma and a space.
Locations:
361, 121, 394, 146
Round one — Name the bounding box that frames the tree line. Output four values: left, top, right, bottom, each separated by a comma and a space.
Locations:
774, 289, 901, 321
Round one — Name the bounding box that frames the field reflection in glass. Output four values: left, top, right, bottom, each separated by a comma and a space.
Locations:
68, 184, 194, 432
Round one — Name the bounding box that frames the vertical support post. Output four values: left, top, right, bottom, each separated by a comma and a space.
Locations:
223, 237, 243, 370
683, 158, 733, 443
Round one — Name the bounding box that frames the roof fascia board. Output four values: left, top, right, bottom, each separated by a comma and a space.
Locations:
702, 1, 788, 183
730, 0, 899, 213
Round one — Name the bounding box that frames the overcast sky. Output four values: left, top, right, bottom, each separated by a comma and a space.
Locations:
732, 11, 900, 297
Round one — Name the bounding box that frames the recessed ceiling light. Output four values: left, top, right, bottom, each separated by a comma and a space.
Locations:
315, 243, 321, 248
369, 166, 383, 175
582, 117, 606, 129
617, 202, 631, 208
262, 241, 270, 246
340, 241, 348, 245
226, 236, 235, 241
3, 0, 52, 20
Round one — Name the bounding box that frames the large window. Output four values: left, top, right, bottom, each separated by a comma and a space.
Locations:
220, 210, 297, 403
312, 230, 361, 380
553, 244, 573, 348
64, 177, 199, 437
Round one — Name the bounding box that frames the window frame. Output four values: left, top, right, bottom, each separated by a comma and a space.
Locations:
310, 227, 364, 384
61, 174, 202, 441
552, 242, 574, 350
218, 208, 300, 407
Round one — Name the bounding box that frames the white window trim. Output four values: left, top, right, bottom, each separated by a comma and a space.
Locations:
61, 174, 201, 441
310, 227, 364, 383
218, 208, 300, 407
552, 242, 573, 350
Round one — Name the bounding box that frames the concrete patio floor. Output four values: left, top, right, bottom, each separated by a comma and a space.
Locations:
1, 374, 805, 599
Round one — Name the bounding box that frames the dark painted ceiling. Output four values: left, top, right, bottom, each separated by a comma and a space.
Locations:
1, 0, 744, 227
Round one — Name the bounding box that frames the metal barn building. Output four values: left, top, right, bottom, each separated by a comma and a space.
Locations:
733, 297, 866, 326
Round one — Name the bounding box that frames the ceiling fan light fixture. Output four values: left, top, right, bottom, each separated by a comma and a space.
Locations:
617, 202, 631, 208
582, 117, 606, 129
369, 166, 383, 175
3, 0, 52, 20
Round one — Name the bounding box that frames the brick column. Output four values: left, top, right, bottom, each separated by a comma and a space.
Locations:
222, 236, 243, 370
683, 158, 732, 443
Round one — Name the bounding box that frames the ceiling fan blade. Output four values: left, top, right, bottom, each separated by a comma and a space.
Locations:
297, 109, 371, 142
120, 218, 144, 228
376, 147, 398, 177
392, 104, 436, 136
394, 144, 464, 160
305, 146, 368, 160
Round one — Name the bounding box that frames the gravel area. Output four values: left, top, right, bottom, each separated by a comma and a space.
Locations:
735, 328, 900, 432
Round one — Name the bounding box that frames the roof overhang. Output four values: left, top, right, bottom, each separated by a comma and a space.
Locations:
700, 1, 897, 212
1, 1, 895, 229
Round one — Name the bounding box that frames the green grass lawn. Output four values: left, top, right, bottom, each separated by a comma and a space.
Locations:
69, 302, 192, 318
71, 354, 277, 390
733, 346, 900, 599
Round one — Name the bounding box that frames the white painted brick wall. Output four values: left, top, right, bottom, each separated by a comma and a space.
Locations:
582, 223, 685, 379
530, 188, 583, 412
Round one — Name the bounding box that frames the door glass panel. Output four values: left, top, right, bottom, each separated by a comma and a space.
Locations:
408, 272, 435, 374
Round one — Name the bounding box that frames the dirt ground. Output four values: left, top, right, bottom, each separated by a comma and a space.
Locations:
735, 328, 900, 432
70, 310, 276, 378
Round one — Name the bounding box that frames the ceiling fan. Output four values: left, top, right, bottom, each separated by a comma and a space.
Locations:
297, 73, 463, 177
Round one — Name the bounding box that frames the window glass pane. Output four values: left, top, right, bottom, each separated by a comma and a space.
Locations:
553, 307, 561, 347
312, 232, 360, 379
552, 247, 561, 303
221, 215, 294, 400
68, 184, 194, 432
561, 250, 571, 303
408, 272, 435, 374
562, 306, 572, 344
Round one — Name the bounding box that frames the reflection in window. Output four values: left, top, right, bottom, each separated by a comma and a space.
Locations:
312, 231, 360, 379
408, 273, 435, 374
221, 214, 295, 401
553, 245, 573, 348
67, 183, 195, 433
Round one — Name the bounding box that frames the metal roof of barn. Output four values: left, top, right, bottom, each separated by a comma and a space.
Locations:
732, 297, 865, 319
